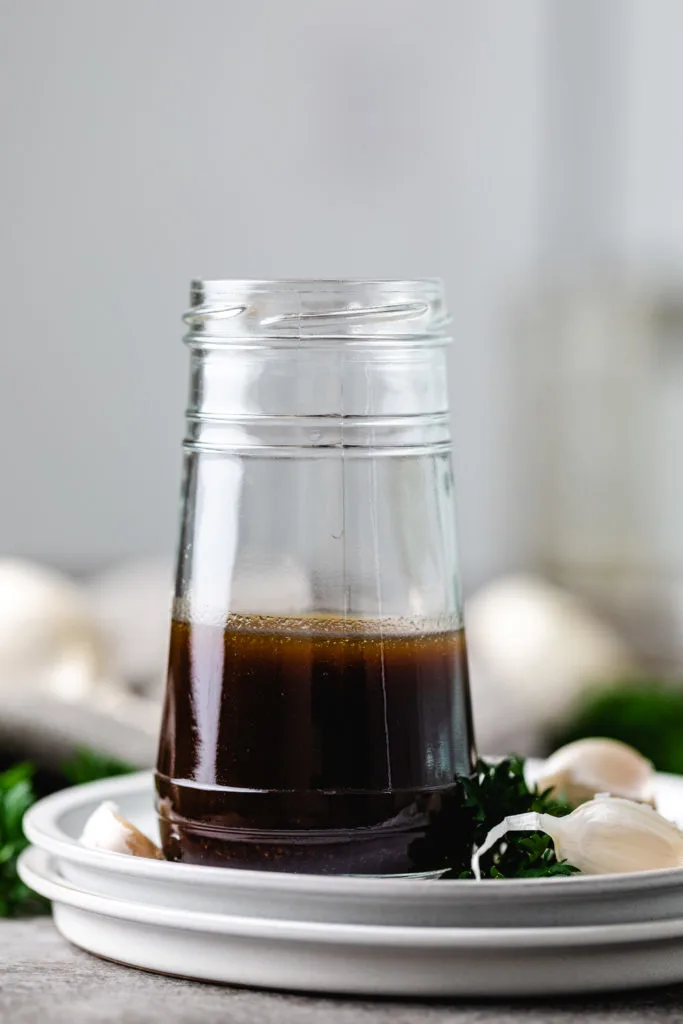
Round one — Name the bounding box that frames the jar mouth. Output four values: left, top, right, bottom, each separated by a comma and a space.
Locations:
184, 279, 450, 343
191, 277, 442, 289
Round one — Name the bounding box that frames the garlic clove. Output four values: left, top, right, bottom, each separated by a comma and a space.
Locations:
536, 738, 655, 807
472, 795, 683, 879
80, 800, 162, 859
547, 796, 683, 874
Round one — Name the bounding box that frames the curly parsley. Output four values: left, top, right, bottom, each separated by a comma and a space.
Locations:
410, 757, 579, 879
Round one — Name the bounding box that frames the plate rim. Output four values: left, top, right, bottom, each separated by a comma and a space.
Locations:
19, 845, 683, 949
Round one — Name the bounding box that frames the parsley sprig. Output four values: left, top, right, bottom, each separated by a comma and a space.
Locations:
410, 757, 579, 879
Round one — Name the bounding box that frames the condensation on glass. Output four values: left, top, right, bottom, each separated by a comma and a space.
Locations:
156, 280, 476, 875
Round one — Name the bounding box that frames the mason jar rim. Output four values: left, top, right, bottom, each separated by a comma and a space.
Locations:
190, 278, 443, 292
184, 279, 450, 342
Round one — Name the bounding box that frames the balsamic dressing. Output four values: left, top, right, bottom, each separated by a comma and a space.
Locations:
156, 615, 474, 874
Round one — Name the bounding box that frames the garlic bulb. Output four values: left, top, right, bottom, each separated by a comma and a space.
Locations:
536, 738, 655, 807
472, 795, 683, 879
80, 801, 161, 859
0, 559, 107, 700
465, 575, 631, 755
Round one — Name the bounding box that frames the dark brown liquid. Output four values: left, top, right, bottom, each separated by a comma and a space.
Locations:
156, 616, 475, 874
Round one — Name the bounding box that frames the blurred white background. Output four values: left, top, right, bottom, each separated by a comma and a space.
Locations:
0, 0, 543, 590
1, 0, 683, 597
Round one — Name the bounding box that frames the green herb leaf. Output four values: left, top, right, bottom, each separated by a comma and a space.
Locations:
410, 757, 579, 880
552, 681, 683, 775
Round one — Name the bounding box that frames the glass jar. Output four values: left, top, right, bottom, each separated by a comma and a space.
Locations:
156, 279, 475, 875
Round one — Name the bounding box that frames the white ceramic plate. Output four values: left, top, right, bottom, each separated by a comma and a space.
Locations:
19, 846, 683, 997
23, 769, 683, 928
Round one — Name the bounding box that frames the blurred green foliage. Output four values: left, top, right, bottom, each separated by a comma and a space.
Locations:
552, 681, 683, 775
61, 749, 135, 786
0, 749, 135, 917
0, 763, 47, 916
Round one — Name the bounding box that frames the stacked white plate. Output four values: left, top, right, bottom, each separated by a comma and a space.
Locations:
20, 769, 683, 997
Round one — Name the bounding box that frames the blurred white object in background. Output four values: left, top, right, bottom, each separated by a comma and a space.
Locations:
0, 558, 160, 767
87, 557, 173, 697
0, 559, 106, 700
467, 574, 632, 756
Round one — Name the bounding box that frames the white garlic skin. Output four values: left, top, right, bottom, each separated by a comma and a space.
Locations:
537, 738, 655, 808
80, 801, 161, 859
543, 796, 683, 875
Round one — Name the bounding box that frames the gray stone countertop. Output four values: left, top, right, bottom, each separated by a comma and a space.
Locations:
3, 918, 683, 1024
